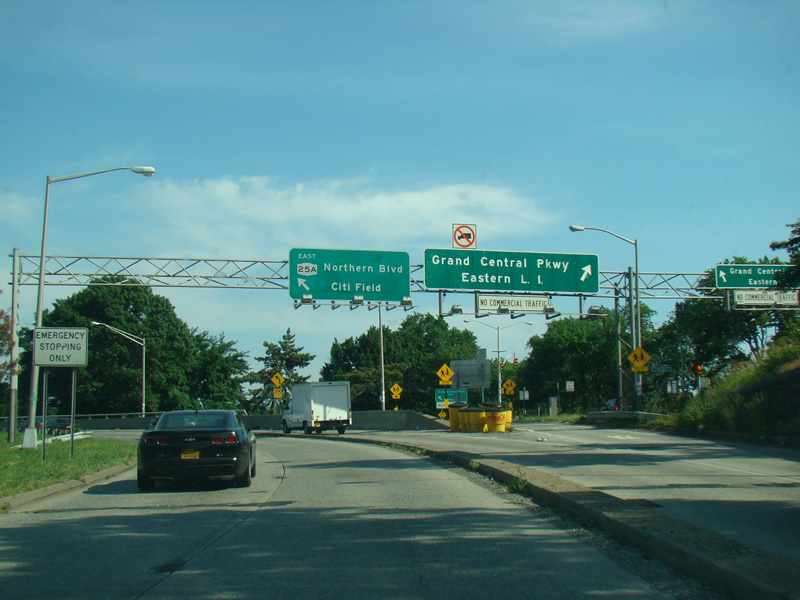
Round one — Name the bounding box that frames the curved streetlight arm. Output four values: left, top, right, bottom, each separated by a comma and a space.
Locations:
569, 225, 635, 246
463, 319, 534, 405
23, 164, 156, 448
568, 224, 642, 409
50, 166, 155, 183
90, 321, 146, 417
90, 321, 144, 346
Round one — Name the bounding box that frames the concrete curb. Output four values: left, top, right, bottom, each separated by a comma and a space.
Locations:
298, 432, 800, 600
1, 460, 136, 512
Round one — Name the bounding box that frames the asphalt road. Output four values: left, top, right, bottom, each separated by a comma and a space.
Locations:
1, 434, 687, 600
343, 422, 800, 564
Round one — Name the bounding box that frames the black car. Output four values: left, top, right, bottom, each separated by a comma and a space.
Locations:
136, 409, 256, 491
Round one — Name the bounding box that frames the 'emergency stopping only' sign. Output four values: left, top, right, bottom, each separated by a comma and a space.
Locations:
33, 328, 89, 367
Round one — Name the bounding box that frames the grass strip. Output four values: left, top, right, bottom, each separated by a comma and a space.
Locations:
0, 437, 136, 500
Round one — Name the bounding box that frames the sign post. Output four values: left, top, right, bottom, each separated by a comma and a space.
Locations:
33, 327, 88, 459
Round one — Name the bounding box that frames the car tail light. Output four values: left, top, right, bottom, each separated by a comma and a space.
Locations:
212, 432, 238, 445
145, 435, 169, 445
614, 405, 620, 411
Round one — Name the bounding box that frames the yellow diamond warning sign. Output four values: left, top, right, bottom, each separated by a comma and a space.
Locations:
271, 372, 285, 387
437, 364, 455, 385
627, 347, 651, 371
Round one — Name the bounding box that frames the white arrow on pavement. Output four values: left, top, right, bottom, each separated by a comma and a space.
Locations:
297, 278, 310, 291
580, 265, 592, 282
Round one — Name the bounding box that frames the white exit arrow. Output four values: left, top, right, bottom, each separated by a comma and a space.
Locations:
719, 271, 727, 283
580, 265, 592, 282
297, 278, 310, 291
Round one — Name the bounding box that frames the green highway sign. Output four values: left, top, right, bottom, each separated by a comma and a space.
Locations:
424, 249, 599, 294
715, 264, 793, 289
289, 248, 410, 302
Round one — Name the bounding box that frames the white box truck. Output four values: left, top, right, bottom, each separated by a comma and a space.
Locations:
282, 381, 352, 435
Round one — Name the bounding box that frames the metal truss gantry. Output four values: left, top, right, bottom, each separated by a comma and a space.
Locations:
10, 254, 716, 300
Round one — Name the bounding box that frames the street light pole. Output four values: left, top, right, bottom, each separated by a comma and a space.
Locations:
463, 319, 533, 405
90, 322, 146, 417
569, 225, 642, 409
22, 166, 155, 448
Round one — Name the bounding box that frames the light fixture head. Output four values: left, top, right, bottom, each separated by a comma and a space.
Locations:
568, 225, 585, 232
131, 166, 155, 177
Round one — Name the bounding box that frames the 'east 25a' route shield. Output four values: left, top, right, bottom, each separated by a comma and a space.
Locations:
424, 249, 599, 294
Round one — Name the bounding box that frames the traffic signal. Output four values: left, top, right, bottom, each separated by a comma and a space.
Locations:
513, 356, 519, 366
696, 365, 702, 376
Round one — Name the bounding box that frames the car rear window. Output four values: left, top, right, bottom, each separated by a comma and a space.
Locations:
160, 413, 230, 429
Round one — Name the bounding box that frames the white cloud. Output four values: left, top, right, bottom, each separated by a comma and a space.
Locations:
139, 176, 557, 260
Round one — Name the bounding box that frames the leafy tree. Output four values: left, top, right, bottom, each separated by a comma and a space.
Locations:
522, 310, 619, 413
16, 280, 248, 414
188, 332, 249, 409
322, 313, 477, 412
245, 328, 314, 413
771, 218, 800, 288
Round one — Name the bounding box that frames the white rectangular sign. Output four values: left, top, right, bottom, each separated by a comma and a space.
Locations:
734, 290, 799, 306
33, 328, 89, 367
477, 294, 551, 312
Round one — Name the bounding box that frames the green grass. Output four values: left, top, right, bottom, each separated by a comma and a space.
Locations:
0, 437, 136, 504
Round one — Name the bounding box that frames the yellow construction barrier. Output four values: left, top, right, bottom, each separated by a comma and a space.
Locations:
447, 402, 467, 431
485, 408, 507, 432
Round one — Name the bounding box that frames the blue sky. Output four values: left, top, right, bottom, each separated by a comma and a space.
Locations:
2, 1, 799, 381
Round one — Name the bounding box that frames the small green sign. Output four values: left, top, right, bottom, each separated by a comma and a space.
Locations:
290, 248, 410, 301
424, 249, 599, 294
436, 389, 468, 408
715, 264, 793, 289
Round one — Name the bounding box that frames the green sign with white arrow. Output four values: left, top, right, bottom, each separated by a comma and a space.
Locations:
290, 248, 410, 301
424, 249, 599, 294
715, 264, 793, 289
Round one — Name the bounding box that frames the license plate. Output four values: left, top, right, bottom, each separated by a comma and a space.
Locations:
181, 449, 200, 459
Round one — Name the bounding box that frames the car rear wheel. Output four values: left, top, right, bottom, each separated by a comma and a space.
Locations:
282, 420, 291, 434
250, 453, 257, 478
137, 470, 155, 492
237, 462, 252, 487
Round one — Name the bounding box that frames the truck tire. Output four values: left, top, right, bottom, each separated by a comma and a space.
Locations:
303, 422, 312, 435
282, 420, 291, 434
337, 426, 346, 435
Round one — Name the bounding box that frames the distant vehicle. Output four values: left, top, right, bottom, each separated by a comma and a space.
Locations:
136, 409, 256, 492
282, 381, 351, 435
601, 399, 620, 412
